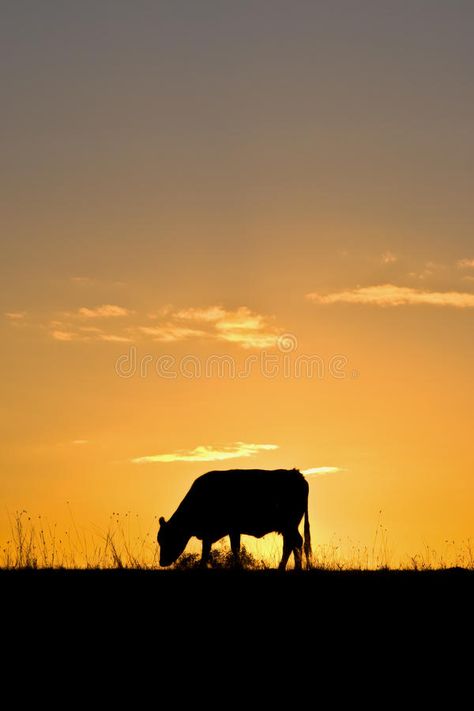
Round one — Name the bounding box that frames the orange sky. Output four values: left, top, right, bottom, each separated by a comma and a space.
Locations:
1, 3, 474, 565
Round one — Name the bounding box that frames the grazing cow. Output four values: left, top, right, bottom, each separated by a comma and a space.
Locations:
157, 468, 311, 570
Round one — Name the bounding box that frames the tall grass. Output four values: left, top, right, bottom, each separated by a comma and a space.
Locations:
1, 510, 473, 570
1, 510, 160, 569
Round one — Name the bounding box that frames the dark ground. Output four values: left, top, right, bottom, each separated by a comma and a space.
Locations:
2, 568, 472, 685
3, 567, 473, 633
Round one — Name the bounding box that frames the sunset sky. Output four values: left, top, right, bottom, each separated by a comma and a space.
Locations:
2, 2, 474, 563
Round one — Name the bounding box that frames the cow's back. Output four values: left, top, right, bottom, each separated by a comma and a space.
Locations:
178, 468, 308, 541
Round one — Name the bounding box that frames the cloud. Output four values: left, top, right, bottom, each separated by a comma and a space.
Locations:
138, 325, 206, 342
51, 330, 77, 341
175, 305, 280, 349
381, 251, 397, 264
147, 305, 174, 319
407, 261, 447, 281
78, 304, 131, 318
214, 308, 269, 332
175, 306, 227, 322
4, 312, 26, 320
307, 284, 474, 308
28, 302, 282, 350
131, 442, 279, 464
71, 276, 94, 285
51, 327, 131, 343
302, 466, 344, 476
72, 439, 89, 445
217, 330, 279, 349
457, 258, 474, 269
98, 334, 132, 343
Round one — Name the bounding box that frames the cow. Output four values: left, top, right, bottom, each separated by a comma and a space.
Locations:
157, 468, 312, 570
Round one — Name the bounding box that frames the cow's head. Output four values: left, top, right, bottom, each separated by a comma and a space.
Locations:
157, 516, 189, 566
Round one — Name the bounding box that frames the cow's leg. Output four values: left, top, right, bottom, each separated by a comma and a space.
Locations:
230, 532, 241, 567
293, 531, 303, 571
200, 539, 211, 568
278, 535, 293, 571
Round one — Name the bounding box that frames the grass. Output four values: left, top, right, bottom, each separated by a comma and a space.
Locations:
1, 509, 473, 571
1, 509, 161, 569
3, 512, 471, 654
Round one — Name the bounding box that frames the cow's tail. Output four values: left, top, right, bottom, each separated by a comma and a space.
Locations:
303, 496, 312, 569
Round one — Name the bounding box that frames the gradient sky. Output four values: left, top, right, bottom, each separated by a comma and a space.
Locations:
2, 1, 474, 564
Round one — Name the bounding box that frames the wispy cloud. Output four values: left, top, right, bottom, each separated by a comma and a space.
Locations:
381, 251, 397, 264
138, 325, 207, 342
78, 304, 131, 318
302, 466, 344, 476
147, 305, 174, 319
51, 329, 77, 341
51, 326, 131, 343
71, 276, 94, 285
175, 305, 280, 349
4, 311, 26, 320
98, 334, 132, 343
457, 258, 474, 269
175, 306, 227, 322
10, 302, 282, 350
72, 439, 89, 445
131, 442, 279, 464
214, 308, 268, 333
406, 261, 448, 281
216, 330, 279, 349
307, 284, 474, 308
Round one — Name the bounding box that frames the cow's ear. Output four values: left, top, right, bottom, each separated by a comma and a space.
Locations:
159, 516, 166, 526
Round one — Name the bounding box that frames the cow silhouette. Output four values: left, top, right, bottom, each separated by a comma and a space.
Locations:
158, 468, 312, 569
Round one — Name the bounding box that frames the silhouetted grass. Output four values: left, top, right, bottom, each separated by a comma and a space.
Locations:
1, 510, 160, 569
1, 510, 473, 570
174, 545, 267, 570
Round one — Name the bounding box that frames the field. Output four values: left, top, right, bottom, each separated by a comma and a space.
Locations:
2, 511, 473, 643
3, 510, 474, 570
3, 567, 473, 643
